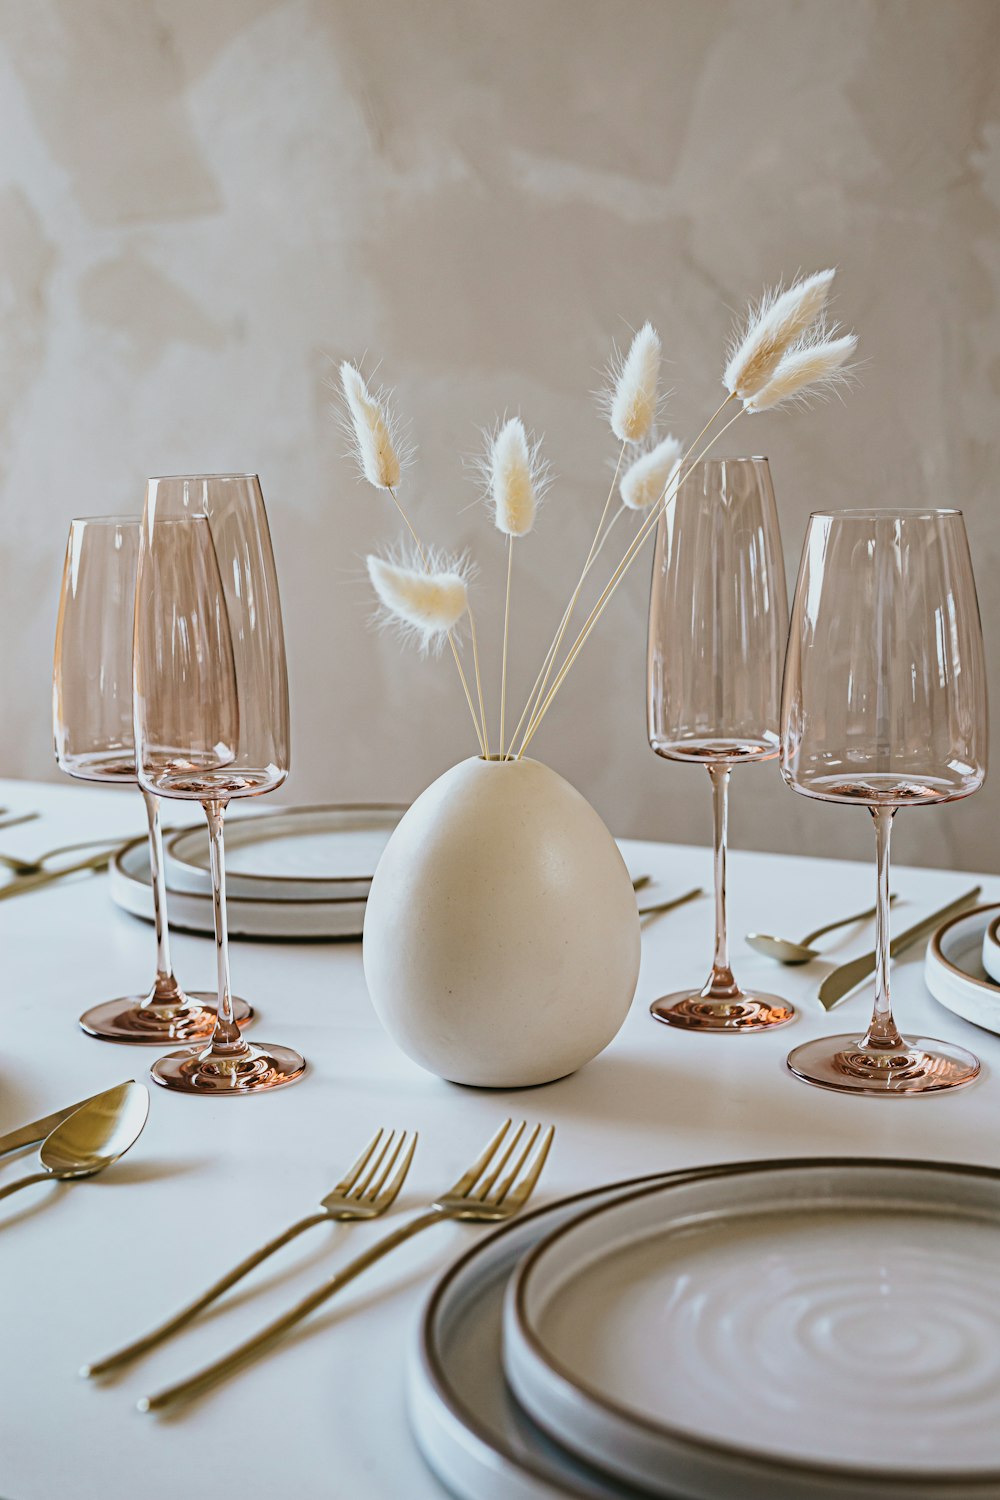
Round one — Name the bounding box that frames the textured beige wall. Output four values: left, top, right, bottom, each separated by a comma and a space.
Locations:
2, 0, 1000, 873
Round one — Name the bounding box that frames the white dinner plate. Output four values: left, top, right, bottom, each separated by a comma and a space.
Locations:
924, 903, 1000, 1034
110, 837, 367, 940
165, 804, 404, 902
503, 1160, 1000, 1500
410, 1163, 755, 1500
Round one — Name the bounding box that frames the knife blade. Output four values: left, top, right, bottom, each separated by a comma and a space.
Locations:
0, 1083, 134, 1156
818, 885, 982, 1010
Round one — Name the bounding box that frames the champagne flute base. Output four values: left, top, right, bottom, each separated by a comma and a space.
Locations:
650, 991, 796, 1032
787, 1033, 980, 1095
79, 992, 252, 1045
149, 1039, 305, 1094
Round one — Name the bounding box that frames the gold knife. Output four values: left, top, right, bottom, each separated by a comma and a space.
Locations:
0, 1083, 134, 1156
817, 885, 982, 1010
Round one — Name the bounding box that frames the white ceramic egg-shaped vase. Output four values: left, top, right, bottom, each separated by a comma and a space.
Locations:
363, 756, 641, 1088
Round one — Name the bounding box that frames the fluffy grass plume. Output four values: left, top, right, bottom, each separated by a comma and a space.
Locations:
744, 332, 858, 412
340, 363, 404, 490
620, 434, 683, 510
724, 270, 835, 401
606, 322, 661, 442
486, 417, 545, 536
367, 550, 470, 653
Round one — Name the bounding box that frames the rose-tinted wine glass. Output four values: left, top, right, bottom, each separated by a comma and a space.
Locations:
53, 515, 251, 1042
781, 508, 987, 1094
647, 456, 795, 1031
133, 475, 305, 1093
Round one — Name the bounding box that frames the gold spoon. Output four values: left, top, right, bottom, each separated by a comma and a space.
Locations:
746, 895, 897, 965
0, 1082, 149, 1202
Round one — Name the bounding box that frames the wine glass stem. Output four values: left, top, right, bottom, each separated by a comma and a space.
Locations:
142, 789, 182, 1009
704, 764, 739, 999
205, 799, 245, 1053
862, 806, 904, 1051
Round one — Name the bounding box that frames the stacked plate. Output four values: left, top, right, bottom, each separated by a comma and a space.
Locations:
110, 804, 404, 940
924, 902, 1000, 1034
410, 1158, 1000, 1499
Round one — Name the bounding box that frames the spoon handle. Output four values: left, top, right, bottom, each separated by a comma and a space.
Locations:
0, 1170, 51, 1202
800, 894, 896, 947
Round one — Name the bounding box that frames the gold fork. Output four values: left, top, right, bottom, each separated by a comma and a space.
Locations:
83, 1128, 416, 1379
138, 1117, 554, 1413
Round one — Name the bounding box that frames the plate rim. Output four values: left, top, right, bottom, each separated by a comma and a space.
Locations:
114, 835, 369, 909
927, 902, 1000, 997
165, 802, 406, 888
506, 1157, 1000, 1490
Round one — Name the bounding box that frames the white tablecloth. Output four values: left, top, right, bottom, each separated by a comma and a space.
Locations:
1, 775, 997, 1500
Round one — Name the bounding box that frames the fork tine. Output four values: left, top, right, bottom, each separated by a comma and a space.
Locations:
362, 1130, 406, 1202
447, 1118, 512, 1197
373, 1131, 417, 1210
487, 1123, 539, 1204
503, 1124, 555, 1209
333, 1128, 384, 1195
353, 1131, 396, 1198
471, 1120, 526, 1201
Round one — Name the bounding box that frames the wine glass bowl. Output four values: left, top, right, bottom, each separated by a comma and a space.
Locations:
133, 475, 304, 1095
646, 456, 795, 1032
781, 508, 987, 1094
52, 516, 250, 1044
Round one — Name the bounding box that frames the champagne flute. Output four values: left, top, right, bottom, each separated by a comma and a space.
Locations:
53, 515, 252, 1042
646, 456, 795, 1031
781, 508, 987, 1094
133, 475, 305, 1093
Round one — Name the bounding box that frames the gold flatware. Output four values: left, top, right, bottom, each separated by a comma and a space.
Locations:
639, 886, 703, 922
82, 1127, 417, 1378
0, 1082, 149, 1203
0, 831, 139, 880
632, 875, 651, 892
818, 886, 982, 1010
0, 847, 118, 901
0, 1083, 135, 1157
138, 1117, 554, 1413
746, 895, 897, 965
0, 812, 40, 834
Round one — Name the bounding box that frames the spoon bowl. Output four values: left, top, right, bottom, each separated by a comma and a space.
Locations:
0, 1082, 150, 1203
746, 896, 895, 966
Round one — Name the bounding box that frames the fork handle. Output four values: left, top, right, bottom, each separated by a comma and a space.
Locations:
0, 1170, 52, 1202
83, 1211, 331, 1377
140, 1209, 444, 1412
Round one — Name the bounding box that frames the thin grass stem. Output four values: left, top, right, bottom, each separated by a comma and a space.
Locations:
500, 536, 513, 757
387, 488, 487, 756
517, 406, 743, 757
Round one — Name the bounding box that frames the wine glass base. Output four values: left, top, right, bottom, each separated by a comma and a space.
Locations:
149, 1040, 306, 1094
650, 991, 796, 1032
79, 992, 253, 1045
786, 1033, 980, 1095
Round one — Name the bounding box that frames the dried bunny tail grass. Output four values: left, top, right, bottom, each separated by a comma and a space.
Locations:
744, 331, 858, 413
620, 433, 683, 511
339, 362, 411, 490
366, 546, 473, 655
603, 322, 662, 442
472, 416, 549, 537
724, 269, 835, 401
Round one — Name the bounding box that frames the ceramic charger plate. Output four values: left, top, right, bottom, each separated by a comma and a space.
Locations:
503, 1159, 1000, 1500
110, 837, 369, 940
410, 1165, 743, 1500
165, 804, 404, 902
924, 903, 1000, 1033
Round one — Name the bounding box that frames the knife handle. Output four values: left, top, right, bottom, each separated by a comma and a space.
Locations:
888, 886, 982, 958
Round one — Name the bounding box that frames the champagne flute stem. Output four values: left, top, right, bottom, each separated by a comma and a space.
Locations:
703, 765, 738, 1000
205, 800, 243, 1052
862, 807, 904, 1050
141, 790, 182, 1009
